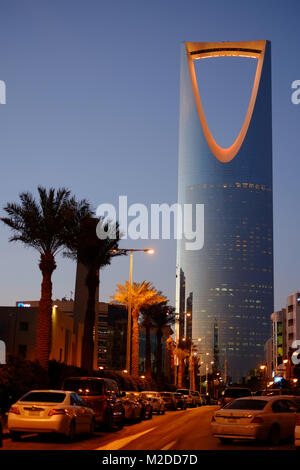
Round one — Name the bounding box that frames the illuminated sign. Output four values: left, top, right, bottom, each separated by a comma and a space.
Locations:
17, 303, 31, 308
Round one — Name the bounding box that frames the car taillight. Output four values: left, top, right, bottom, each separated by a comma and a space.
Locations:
9, 406, 20, 415
48, 409, 67, 416
251, 416, 263, 423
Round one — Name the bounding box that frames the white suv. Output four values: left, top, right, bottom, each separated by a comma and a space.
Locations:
140, 392, 165, 414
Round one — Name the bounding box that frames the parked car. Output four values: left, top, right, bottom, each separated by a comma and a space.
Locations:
218, 387, 252, 408
160, 392, 177, 410
120, 392, 143, 423
62, 377, 124, 431
211, 395, 300, 445
0, 413, 3, 447
191, 391, 201, 406
176, 389, 196, 407
173, 393, 187, 410
252, 390, 264, 396
139, 392, 165, 414
7, 390, 95, 442
128, 392, 152, 420
291, 397, 300, 450
262, 388, 299, 396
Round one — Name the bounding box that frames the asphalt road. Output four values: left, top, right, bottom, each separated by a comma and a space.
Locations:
0, 406, 296, 451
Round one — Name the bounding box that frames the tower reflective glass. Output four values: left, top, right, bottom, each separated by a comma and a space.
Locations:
176, 41, 273, 382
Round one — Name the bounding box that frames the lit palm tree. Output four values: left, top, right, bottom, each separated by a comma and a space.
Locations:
143, 301, 175, 381
64, 217, 124, 370
112, 281, 166, 377
1, 187, 91, 368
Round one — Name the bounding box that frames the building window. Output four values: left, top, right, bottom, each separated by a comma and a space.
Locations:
19, 321, 29, 331
18, 344, 27, 358
98, 316, 108, 323
288, 319, 294, 327
288, 333, 294, 341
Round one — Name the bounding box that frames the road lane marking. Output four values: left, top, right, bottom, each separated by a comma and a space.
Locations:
95, 426, 158, 450
162, 440, 177, 450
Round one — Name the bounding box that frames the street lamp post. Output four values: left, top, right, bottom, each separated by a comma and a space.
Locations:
111, 248, 154, 374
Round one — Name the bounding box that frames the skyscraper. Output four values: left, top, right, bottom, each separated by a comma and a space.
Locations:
176, 41, 273, 381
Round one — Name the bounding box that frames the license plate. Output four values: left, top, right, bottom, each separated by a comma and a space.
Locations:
29, 411, 40, 417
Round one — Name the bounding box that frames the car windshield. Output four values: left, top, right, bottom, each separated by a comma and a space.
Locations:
20, 392, 66, 403
177, 390, 189, 395
223, 389, 251, 398
63, 379, 104, 396
174, 394, 182, 398
224, 399, 268, 410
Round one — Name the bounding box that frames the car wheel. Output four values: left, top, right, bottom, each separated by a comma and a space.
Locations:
219, 437, 233, 444
268, 424, 280, 446
66, 420, 76, 442
148, 409, 152, 420
10, 431, 22, 442
161, 407, 165, 415
104, 409, 114, 431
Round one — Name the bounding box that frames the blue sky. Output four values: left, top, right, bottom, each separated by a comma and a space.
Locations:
0, 0, 299, 311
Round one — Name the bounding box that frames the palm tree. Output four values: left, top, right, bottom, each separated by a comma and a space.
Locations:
1, 187, 91, 368
140, 310, 154, 378
64, 217, 123, 370
174, 338, 192, 387
166, 336, 175, 384
112, 281, 166, 377
143, 301, 175, 381
189, 350, 199, 391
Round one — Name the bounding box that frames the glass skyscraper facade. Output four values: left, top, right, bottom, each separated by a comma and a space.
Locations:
176, 41, 273, 382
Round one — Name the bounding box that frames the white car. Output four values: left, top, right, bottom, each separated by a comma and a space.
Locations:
8, 390, 95, 441
139, 392, 165, 414
211, 395, 300, 445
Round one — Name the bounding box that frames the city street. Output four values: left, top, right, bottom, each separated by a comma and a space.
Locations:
1, 406, 296, 451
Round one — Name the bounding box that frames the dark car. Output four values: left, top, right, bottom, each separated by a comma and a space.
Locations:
128, 391, 152, 420
0, 414, 3, 448
173, 393, 187, 410
62, 377, 124, 431
160, 392, 177, 410
218, 387, 252, 408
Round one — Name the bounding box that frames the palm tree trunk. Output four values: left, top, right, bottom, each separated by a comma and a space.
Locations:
36, 252, 56, 369
81, 268, 98, 370
166, 337, 174, 383
156, 329, 163, 381
178, 359, 184, 388
145, 319, 152, 378
131, 309, 140, 377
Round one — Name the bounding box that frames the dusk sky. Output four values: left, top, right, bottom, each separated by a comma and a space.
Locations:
0, 0, 299, 312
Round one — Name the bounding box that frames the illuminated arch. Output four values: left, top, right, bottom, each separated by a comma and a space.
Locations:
186, 40, 267, 163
